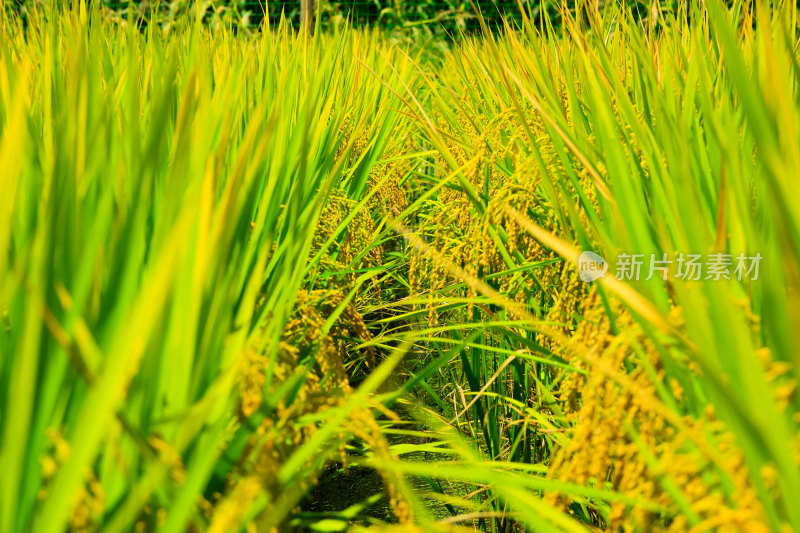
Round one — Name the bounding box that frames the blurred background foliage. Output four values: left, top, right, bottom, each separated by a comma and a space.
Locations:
7, 0, 681, 35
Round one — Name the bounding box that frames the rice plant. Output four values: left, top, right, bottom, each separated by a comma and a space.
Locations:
1, 0, 798, 531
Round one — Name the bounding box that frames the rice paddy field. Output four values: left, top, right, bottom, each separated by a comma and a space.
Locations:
2, 0, 800, 531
